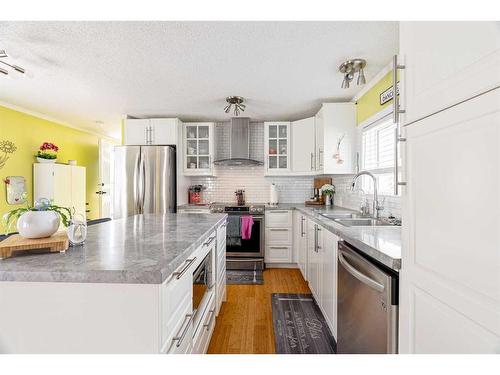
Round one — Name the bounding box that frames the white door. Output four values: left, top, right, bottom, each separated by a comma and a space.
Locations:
53, 164, 72, 209
400, 21, 500, 125
150, 119, 178, 145
400, 89, 500, 353
321, 229, 338, 338
292, 117, 316, 173
98, 139, 114, 219
124, 119, 149, 145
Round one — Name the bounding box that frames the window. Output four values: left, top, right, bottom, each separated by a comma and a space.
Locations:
361, 117, 396, 195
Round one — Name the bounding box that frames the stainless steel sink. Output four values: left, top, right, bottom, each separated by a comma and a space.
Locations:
333, 218, 396, 227
319, 212, 359, 220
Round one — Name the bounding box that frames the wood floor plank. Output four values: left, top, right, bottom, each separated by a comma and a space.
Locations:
207, 268, 310, 354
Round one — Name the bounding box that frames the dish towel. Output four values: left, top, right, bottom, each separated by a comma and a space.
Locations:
240, 215, 254, 240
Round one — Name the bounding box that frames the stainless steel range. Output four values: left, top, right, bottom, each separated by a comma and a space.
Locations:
210, 203, 265, 271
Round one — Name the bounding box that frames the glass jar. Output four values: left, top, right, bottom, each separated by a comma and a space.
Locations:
67, 214, 87, 246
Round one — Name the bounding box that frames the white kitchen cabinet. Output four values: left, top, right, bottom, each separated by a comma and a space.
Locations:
124, 118, 180, 145
306, 219, 321, 300
294, 211, 308, 280
320, 229, 338, 338
264, 122, 291, 175
215, 221, 227, 316
315, 103, 357, 174
291, 117, 316, 174
33, 163, 86, 218
265, 210, 293, 264
400, 88, 500, 354
183, 122, 215, 176
399, 22, 500, 126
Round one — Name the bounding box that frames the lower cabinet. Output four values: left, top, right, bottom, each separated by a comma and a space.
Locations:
265, 210, 293, 264
216, 221, 227, 315
305, 218, 338, 339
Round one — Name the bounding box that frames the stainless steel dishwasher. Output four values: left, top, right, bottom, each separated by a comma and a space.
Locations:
337, 241, 399, 354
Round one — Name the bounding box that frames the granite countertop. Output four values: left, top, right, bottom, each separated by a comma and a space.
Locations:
266, 204, 401, 271
0, 213, 227, 284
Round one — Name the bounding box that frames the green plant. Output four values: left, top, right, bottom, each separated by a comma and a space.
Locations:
36, 151, 57, 159
2, 197, 73, 235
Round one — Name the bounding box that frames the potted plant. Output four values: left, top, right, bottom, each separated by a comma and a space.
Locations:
321, 184, 336, 206
36, 142, 59, 163
3, 197, 72, 239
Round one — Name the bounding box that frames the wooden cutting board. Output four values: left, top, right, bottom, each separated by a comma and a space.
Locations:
314, 177, 332, 189
0, 232, 69, 259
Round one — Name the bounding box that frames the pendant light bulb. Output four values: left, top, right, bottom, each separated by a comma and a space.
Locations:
224, 104, 231, 113
357, 68, 366, 85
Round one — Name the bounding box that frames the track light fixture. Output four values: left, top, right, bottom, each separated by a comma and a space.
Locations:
339, 58, 366, 89
0, 50, 26, 76
224, 96, 245, 116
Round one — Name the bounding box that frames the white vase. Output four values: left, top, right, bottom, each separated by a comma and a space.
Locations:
17, 211, 60, 239
37, 157, 56, 164
325, 195, 332, 206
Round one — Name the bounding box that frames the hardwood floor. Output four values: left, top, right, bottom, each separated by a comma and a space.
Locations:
207, 268, 310, 354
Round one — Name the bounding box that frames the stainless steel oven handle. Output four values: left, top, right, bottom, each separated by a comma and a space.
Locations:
203, 309, 216, 331
172, 310, 195, 347
172, 257, 197, 280
338, 251, 385, 292
203, 235, 216, 247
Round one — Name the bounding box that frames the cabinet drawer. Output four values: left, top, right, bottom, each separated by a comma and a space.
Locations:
162, 302, 194, 354
265, 245, 292, 263
265, 210, 292, 228
265, 228, 292, 245
192, 293, 216, 354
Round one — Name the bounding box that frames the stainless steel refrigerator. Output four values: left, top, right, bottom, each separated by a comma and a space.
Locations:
113, 145, 176, 219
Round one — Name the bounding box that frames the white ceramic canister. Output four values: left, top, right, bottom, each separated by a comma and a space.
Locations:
17, 211, 60, 239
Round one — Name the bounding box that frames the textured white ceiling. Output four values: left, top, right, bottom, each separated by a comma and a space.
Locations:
0, 21, 398, 139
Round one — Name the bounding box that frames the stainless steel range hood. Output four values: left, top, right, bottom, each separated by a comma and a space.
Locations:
214, 118, 264, 167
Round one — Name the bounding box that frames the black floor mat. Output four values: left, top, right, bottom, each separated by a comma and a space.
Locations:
271, 293, 336, 354
226, 269, 264, 285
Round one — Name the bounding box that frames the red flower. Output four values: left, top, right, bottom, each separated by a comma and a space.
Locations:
39, 142, 58, 152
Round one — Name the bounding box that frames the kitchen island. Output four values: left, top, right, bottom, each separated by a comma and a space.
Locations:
0, 213, 227, 354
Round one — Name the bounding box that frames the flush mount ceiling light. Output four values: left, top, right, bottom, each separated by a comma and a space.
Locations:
339, 58, 366, 89
0, 50, 26, 76
224, 96, 246, 117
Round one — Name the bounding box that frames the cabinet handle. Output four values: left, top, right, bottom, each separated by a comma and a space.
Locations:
150, 125, 154, 144
269, 228, 288, 232
172, 257, 197, 280
172, 310, 196, 347
301, 216, 305, 237
393, 54, 407, 195
310, 152, 314, 170
270, 246, 289, 249
269, 210, 288, 214
318, 148, 323, 168
314, 225, 318, 253
203, 236, 216, 247
203, 309, 216, 331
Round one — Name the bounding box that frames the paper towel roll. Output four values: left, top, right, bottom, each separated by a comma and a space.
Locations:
270, 183, 279, 205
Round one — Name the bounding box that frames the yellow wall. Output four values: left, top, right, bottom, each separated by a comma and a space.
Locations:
356, 71, 394, 125
0, 105, 104, 232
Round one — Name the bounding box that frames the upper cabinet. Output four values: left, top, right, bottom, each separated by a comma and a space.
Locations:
399, 21, 500, 125
124, 118, 180, 145
291, 117, 316, 174
264, 122, 290, 175
183, 122, 215, 176
315, 103, 357, 175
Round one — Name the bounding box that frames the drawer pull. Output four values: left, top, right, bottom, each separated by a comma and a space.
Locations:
173, 257, 197, 280
270, 246, 289, 250
203, 309, 216, 331
172, 310, 196, 347
269, 210, 288, 214
203, 236, 216, 247
269, 228, 288, 232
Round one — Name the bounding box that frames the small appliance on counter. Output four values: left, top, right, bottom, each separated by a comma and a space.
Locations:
188, 185, 206, 205
235, 189, 245, 206
305, 177, 332, 206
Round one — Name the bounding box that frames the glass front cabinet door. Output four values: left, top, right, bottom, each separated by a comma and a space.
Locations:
264, 122, 291, 175
183, 122, 215, 176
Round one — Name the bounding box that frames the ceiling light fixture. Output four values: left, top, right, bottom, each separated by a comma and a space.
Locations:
0, 50, 26, 75
339, 58, 366, 89
224, 96, 245, 117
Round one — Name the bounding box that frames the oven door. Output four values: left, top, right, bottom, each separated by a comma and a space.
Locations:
225, 214, 264, 258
